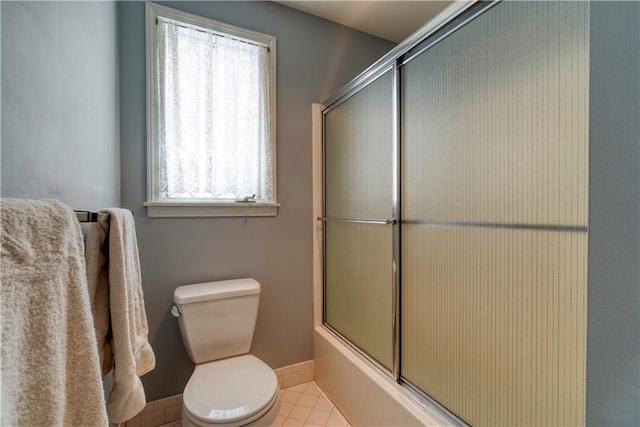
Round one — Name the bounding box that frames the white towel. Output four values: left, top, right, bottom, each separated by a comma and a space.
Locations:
86, 208, 155, 423
0, 198, 108, 427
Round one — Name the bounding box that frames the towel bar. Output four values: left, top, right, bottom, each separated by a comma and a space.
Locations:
74, 211, 100, 222
74, 210, 134, 223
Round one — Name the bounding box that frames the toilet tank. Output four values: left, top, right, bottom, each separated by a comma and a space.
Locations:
173, 278, 261, 364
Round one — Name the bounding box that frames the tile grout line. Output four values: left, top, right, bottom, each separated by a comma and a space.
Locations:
276, 381, 350, 427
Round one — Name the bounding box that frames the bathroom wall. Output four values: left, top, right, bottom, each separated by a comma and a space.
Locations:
117, 1, 395, 400
587, 2, 640, 425
2, 1, 638, 421
1, 1, 120, 210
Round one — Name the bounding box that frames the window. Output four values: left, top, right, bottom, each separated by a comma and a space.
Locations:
144, 3, 277, 217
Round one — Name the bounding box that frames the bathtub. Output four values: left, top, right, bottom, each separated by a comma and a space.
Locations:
313, 326, 460, 427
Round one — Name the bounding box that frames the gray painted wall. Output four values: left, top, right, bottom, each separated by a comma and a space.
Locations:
117, 1, 394, 400
1, 0, 638, 420
1, 1, 120, 210
587, 2, 640, 426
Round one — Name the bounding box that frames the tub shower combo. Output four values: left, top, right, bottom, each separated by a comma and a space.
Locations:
314, 1, 589, 425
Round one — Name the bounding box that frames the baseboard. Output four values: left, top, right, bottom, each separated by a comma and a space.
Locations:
123, 394, 182, 427
274, 359, 315, 389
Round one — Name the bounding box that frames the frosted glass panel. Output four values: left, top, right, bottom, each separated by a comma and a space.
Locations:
402, 227, 587, 426
401, 1, 589, 425
325, 222, 393, 369
402, 1, 589, 226
324, 70, 394, 370
325, 70, 393, 220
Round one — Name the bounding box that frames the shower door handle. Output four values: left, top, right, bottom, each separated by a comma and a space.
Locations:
317, 217, 397, 225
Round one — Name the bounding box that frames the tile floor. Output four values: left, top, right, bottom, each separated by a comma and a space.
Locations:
272, 381, 350, 427
155, 381, 350, 427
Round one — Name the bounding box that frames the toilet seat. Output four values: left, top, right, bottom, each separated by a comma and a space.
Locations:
183, 355, 279, 426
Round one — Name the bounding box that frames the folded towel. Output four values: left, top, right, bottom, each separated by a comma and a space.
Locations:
0, 199, 108, 427
86, 208, 155, 423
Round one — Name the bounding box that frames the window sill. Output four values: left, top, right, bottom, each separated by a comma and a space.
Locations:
143, 201, 279, 218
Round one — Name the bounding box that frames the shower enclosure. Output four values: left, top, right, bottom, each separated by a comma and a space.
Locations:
320, 1, 588, 425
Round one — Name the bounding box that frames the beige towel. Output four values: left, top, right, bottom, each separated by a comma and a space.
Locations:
85, 213, 113, 375
86, 208, 155, 423
0, 199, 108, 427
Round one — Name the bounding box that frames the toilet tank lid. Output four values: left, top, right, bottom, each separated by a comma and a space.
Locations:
174, 278, 260, 304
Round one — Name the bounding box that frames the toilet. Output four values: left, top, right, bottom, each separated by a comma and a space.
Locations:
172, 278, 280, 427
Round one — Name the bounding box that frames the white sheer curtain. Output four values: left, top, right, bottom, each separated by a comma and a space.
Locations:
156, 18, 272, 201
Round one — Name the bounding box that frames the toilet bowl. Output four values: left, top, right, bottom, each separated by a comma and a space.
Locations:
173, 279, 280, 426
181, 356, 280, 427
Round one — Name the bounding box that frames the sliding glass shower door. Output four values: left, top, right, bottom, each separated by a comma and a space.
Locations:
322, 1, 589, 425
323, 69, 395, 371
401, 2, 588, 425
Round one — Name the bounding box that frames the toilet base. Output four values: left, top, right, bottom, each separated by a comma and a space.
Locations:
182, 391, 280, 427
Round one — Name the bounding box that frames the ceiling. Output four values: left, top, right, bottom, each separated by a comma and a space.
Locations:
274, 1, 452, 43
